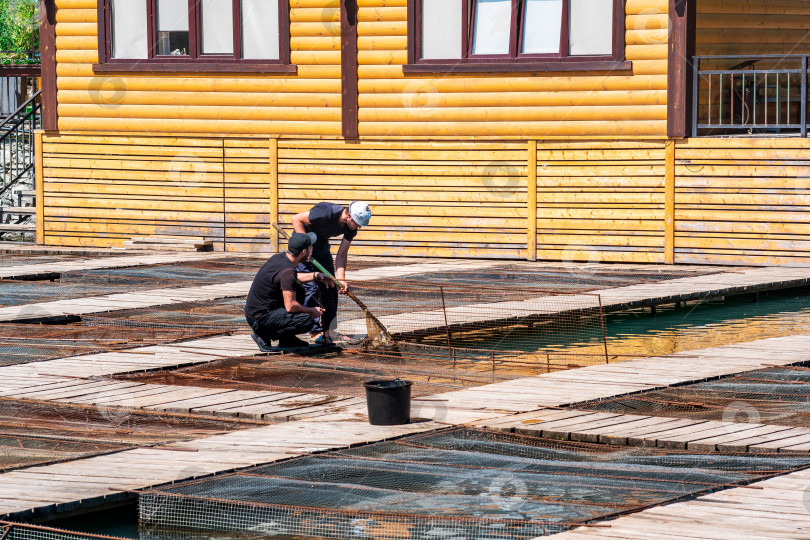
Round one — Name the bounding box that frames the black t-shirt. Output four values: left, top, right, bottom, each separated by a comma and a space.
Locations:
306, 202, 357, 255
244, 253, 304, 320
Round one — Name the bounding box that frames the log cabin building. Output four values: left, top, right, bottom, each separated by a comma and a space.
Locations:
34, 0, 810, 265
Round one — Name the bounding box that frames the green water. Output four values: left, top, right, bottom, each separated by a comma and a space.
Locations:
434, 289, 810, 360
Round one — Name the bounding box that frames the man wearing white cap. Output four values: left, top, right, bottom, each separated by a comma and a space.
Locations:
291, 201, 372, 344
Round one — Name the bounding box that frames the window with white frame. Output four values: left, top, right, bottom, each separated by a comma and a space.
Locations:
409, 0, 625, 70
97, 0, 290, 70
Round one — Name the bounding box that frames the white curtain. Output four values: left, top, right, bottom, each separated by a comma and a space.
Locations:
569, 0, 613, 55
111, 0, 147, 59
201, 0, 234, 54
521, 0, 562, 54
471, 0, 512, 55
422, 0, 463, 59
157, 0, 189, 31
242, 0, 280, 59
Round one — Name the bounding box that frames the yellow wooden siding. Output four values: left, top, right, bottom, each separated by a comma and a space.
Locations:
54, 0, 343, 135
696, 0, 810, 56
277, 139, 529, 258
674, 138, 810, 266
356, 1, 668, 138
535, 141, 667, 263
41, 134, 276, 251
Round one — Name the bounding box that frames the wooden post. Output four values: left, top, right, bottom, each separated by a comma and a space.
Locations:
269, 137, 279, 252
667, 0, 696, 137
34, 131, 44, 245
38, 0, 57, 131
340, 0, 359, 139
527, 140, 537, 261
664, 139, 675, 264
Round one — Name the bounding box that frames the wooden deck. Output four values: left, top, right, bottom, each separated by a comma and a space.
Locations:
546, 467, 810, 539
2, 254, 810, 530
0, 251, 234, 280
476, 409, 810, 453
2, 332, 808, 522
0, 419, 439, 521
340, 265, 810, 334
0, 258, 497, 322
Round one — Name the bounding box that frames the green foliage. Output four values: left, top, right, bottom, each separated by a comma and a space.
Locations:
0, 0, 39, 64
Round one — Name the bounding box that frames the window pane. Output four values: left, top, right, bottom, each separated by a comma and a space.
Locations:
422, 0, 462, 59
521, 0, 562, 54
471, 0, 511, 55
157, 0, 189, 55
242, 0, 279, 59
569, 0, 613, 55
111, 0, 147, 59
201, 0, 234, 54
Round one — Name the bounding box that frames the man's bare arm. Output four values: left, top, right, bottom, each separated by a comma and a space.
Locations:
283, 290, 324, 317
291, 211, 310, 234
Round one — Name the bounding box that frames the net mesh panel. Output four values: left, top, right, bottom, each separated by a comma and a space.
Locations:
2, 522, 130, 540
375, 265, 723, 293
0, 323, 226, 365
139, 428, 810, 539
574, 365, 810, 427
111, 280, 611, 396
0, 260, 262, 307
0, 397, 268, 473
118, 341, 601, 398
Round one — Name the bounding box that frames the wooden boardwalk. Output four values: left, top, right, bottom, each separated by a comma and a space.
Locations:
0, 419, 438, 521
0, 258, 494, 323
476, 409, 810, 453
0, 335, 364, 421
0, 252, 234, 280
339, 266, 810, 335
546, 467, 810, 539
1, 333, 809, 522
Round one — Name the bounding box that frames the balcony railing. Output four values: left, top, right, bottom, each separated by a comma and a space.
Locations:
692, 54, 809, 137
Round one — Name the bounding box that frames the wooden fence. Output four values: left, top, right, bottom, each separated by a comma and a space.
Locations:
37, 133, 810, 266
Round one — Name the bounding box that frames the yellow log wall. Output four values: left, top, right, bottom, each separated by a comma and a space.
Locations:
53, 0, 668, 139
54, 0, 343, 135
357, 0, 668, 138
696, 0, 810, 56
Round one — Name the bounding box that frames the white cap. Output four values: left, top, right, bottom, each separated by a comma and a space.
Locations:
349, 201, 371, 227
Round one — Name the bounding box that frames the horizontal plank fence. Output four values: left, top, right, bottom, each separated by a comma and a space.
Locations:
38, 134, 810, 266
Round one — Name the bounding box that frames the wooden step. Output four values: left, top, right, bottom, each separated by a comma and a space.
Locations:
124, 236, 213, 252
0, 207, 36, 215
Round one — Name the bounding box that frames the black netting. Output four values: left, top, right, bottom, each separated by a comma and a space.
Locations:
139, 428, 810, 539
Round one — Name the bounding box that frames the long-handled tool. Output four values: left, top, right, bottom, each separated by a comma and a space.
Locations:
272, 222, 394, 346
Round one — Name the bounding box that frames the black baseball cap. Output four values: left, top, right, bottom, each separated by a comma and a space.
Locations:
288, 232, 317, 255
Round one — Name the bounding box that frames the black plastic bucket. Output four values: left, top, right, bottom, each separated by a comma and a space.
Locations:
363, 379, 413, 425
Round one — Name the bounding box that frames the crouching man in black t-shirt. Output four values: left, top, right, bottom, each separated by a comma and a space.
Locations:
244, 231, 334, 351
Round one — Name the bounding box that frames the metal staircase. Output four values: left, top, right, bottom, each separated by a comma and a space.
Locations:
0, 89, 40, 239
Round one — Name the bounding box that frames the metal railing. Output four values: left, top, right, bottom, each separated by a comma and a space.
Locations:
0, 89, 40, 200
692, 54, 809, 137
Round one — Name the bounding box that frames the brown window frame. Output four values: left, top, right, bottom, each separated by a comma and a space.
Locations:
94, 0, 295, 74
405, 0, 630, 74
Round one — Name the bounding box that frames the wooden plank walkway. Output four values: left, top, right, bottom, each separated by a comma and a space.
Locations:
0, 252, 234, 280
5, 333, 809, 425
423, 334, 810, 415
476, 409, 810, 453
0, 419, 440, 521
545, 467, 810, 539
1, 333, 809, 522
339, 266, 810, 335
0, 259, 496, 323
